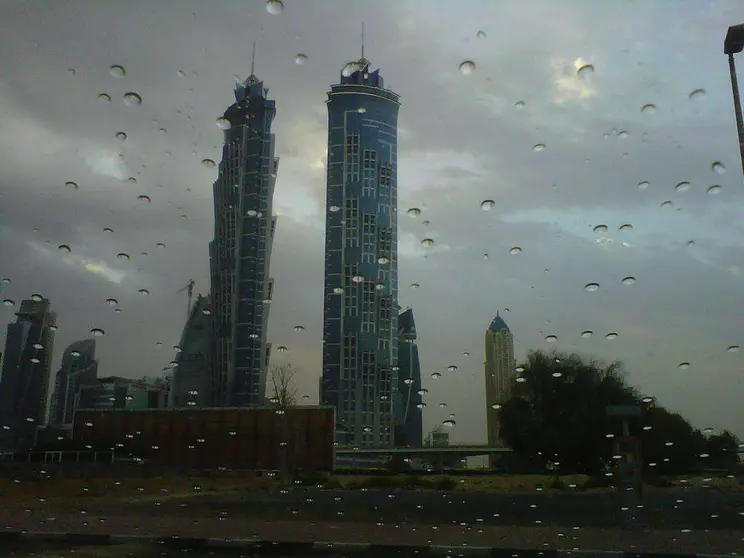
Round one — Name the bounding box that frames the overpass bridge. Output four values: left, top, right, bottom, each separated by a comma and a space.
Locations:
335, 445, 512, 472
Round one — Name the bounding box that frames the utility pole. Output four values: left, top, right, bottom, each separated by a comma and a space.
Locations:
724, 24, 744, 178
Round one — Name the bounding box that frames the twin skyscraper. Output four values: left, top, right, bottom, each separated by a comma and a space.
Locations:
206, 48, 411, 448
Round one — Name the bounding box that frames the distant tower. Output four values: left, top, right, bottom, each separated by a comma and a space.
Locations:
320, 40, 402, 447
395, 308, 423, 447
49, 339, 98, 426
209, 44, 279, 408
0, 297, 57, 450
172, 294, 212, 408
485, 312, 515, 450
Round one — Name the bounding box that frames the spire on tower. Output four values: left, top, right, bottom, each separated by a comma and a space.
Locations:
250, 39, 256, 76
361, 22, 365, 59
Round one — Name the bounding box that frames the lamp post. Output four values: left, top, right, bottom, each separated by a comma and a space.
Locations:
724, 24, 744, 178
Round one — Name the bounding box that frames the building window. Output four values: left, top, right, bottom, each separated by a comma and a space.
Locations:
361, 281, 376, 333
363, 149, 377, 170
346, 134, 360, 183
378, 228, 392, 261
345, 198, 359, 248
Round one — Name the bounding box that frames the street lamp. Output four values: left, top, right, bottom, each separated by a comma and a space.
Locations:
724, 24, 744, 178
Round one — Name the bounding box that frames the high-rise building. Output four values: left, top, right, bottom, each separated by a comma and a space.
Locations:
0, 297, 56, 449
49, 339, 98, 426
320, 50, 402, 447
394, 308, 423, 447
172, 294, 212, 408
485, 312, 516, 449
209, 62, 278, 408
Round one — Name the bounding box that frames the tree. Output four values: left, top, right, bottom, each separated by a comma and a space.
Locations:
704, 430, 741, 470
499, 350, 640, 474
268, 363, 298, 409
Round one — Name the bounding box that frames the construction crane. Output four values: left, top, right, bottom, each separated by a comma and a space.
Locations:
176, 278, 195, 319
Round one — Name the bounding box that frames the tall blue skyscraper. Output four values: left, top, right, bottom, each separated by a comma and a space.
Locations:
395, 308, 423, 447
209, 58, 278, 408
321, 50, 401, 447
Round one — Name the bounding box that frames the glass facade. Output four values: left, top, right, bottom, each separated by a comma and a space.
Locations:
49, 338, 98, 426
321, 56, 401, 447
395, 308, 423, 447
172, 294, 212, 408
209, 73, 278, 408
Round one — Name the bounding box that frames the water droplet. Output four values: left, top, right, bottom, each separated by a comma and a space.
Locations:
545, 334, 558, 343
727, 345, 740, 353
294, 53, 308, 66
661, 200, 673, 208
176, 69, 186, 77
584, 283, 600, 292
65, 181, 79, 190
458, 60, 475, 75
276, 345, 288, 353
137, 195, 151, 203
430, 372, 441, 380
105, 298, 118, 306
476, 30, 486, 39
581, 330, 593, 338
515, 100, 525, 110
115, 132, 127, 141
109, 65, 126, 78
156, 242, 166, 249
57, 244, 71, 253
640, 104, 657, 115
447, 365, 458, 372
215, 117, 231, 131
138, 289, 149, 297
675, 181, 690, 193
678, 362, 690, 370
509, 246, 522, 255
123, 92, 142, 106
621, 276, 636, 285
293, 325, 305, 332
712, 161, 726, 174
480, 199, 495, 211
532, 143, 546, 152
351, 275, 364, 284
406, 207, 421, 217
482, 253, 489, 260
618, 224, 633, 232
706, 185, 722, 195
688, 88, 706, 101
97, 93, 111, 103
266, 0, 283, 15
30, 294, 44, 302
201, 158, 216, 168
117, 252, 130, 261
592, 224, 608, 233
617, 130, 629, 139
638, 181, 649, 190
90, 328, 105, 337
442, 419, 456, 428
577, 64, 594, 77
377, 256, 390, 264
605, 332, 618, 340
333, 287, 344, 294
2, 299, 15, 307
421, 238, 434, 247
341, 61, 362, 77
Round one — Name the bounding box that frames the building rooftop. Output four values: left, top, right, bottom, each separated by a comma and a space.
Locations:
488, 311, 510, 333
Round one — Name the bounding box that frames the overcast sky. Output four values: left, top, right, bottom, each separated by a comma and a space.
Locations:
1, 0, 743, 443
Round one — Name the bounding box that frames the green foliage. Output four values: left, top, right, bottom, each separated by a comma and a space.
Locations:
499, 349, 741, 475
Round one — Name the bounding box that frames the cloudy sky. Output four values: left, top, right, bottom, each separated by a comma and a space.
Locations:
1, 0, 743, 442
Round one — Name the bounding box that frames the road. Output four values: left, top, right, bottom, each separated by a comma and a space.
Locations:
29, 487, 744, 530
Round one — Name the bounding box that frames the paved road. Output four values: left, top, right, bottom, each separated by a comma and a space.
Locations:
110, 487, 744, 530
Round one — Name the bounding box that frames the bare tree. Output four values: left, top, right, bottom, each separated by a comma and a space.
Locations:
268, 363, 298, 409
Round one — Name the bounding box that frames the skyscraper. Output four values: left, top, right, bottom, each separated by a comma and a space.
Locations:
320, 49, 401, 447
49, 338, 98, 426
484, 312, 516, 450
0, 297, 56, 450
395, 308, 423, 447
209, 58, 278, 408
172, 294, 212, 408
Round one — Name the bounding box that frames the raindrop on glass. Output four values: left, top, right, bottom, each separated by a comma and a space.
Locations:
442, 419, 456, 428
605, 332, 618, 340
30, 294, 43, 302
688, 89, 706, 101
105, 298, 118, 306
706, 185, 722, 195
459, 61, 475, 75
621, 276, 636, 285
201, 158, 216, 168
97, 93, 111, 103
476, 30, 486, 39
90, 328, 105, 337
2, 299, 15, 307
216, 117, 231, 130
480, 199, 495, 211
675, 181, 690, 193
592, 224, 607, 233
509, 246, 522, 255
277, 345, 288, 352
515, 100, 525, 110
727, 345, 740, 353
581, 330, 593, 338
57, 245, 71, 253
294, 53, 308, 65
115, 132, 127, 141
640, 103, 657, 115
266, 0, 284, 15
577, 64, 594, 78
293, 325, 305, 332
545, 334, 558, 343
65, 181, 79, 190
712, 161, 725, 174
678, 362, 690, 370
532, 143, 546, 152
421, 238, 434, 247
430, 372, 441, 380
410, 282, 420, 289
638, 181, 649, 190
109, 65, 126, 78
447, 365, 458, 372
342, 61, 362, 77
618, 224, 633, 232
617, 131, 629, 139
661, 200, 673, 208
117, 253, 130, 260
351, 275, 364, 284
406, 207, 421, 217
123, 92, 142, 106
138, 289, 150, 297
584, 283, 599, 292
137, 195, 151, 203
